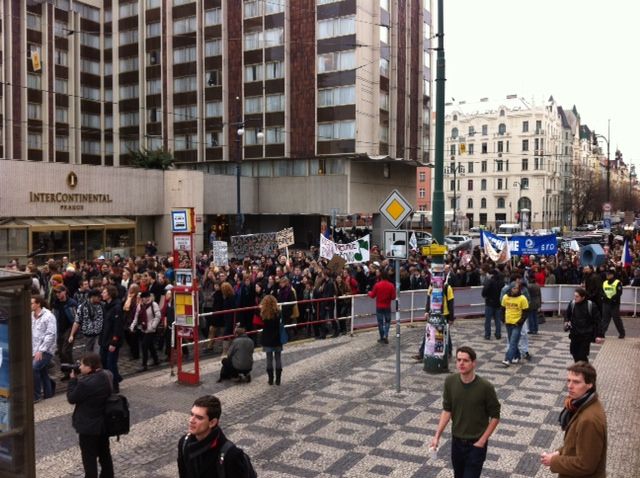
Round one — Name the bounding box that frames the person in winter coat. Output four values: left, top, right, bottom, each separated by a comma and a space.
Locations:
129, 291, 161, 371
67, 352, 114, 478
216, 326, 254, 383
259, 295, 284, 385
368, 269, 396, 344
100, 285, 125, 393
541, 362, 607, 478
601, 268, 625, 339
481, 269, 503, 340
564, 287, 604, 362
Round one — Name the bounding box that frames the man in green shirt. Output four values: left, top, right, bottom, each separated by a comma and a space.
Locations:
431, 346, 501, 478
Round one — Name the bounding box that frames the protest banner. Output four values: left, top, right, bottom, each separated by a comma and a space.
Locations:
211, 241, 228, 267
320, 234, 370, 264
276, 227, 295, 248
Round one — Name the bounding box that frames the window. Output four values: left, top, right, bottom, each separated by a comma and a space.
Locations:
245, 64, 263, 82
119, 2, 138, 17
80, 33, 100, 48
467, 198, 473, 209
318, 16, 356, 39
481, 161, 487, 173
105, 115, 113, 128
450, 198, 456, 209
482, 124, 488, 135
318, 50, 356, 73
380, 90, 389, 110
173, 0, 195, 5
120, 84, 139, 100
522, 121, 529, 133
174, 46, 197, 64
206, 70, 221, 87
265, 0, 285, 14
81, 113, 100, 128
521, 178, 529, 189
148, 108, 160, 123
266, 61, 284, 79
379, 124, 389, 143
419, 171, 426, 182
481, 198, 487, 208
55, 78, 68, 93
468, 126, 475, 136
147, 0, 161, 8
498, 123, 506, 135
451, 127, 459, 139
173, 76, 197, 92
318, 120, 356, 140
173, 16, 196, 34
468, 144, 474, 155
147, 22, 161, 37
121, 139, 139, 152
244, 96, 263, 114
205, 8, 221, 26
522, 139, 529, 152
467, 162, 474, 173
81, 59, 100, 75
467, 179, 473, 191
207, 131, 222, 148
535, 120, 542, 132
522, 157, 528, 171
497, 141, 504, 153
264, 28, 284, 47
266, 94, 285, 112
497, 198, 505, 208
119, 28, 138, 45
449, 179, 455, 191
266, 126, 284, 144
81, 140, 101, 155
120, 111, 139, 127
244, 128, 263, 145
419, 188, 426, 198
119, 57, 139, 72
497, 178, 503, 190
56, 136, 69, 151
450, 145, 456, 156
28, 133, 42, 149
148, 51, 159, 66
244, 31, 262, 50
104, 63, 112, 75
27, 13, 42, 30
205, 39, 222, 56
244, 0, 261, 17
54, 20, 68, 37
206, 101, 222, 117
496, 160, 504, 172
147, 78, 161, 94
379, 58, 389, 76
82, 85, 101, 100
481, 179, 487, 190
481, 142, 487, 154
27, 73, 42, 90
318, 85, 355, 107
174, 105, 197, 121
27, 103, 42, 120
56, 107, 68, 123
77, 3, 100, 21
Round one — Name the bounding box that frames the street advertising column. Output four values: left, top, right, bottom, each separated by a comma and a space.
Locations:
171, 209, 200, 385
0, 270, 36, 478
420, 248, 450, 373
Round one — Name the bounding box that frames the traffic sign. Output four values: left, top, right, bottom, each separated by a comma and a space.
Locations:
421, 244, 448, 256
384, 230, 408, 260
379, 190, 413, 229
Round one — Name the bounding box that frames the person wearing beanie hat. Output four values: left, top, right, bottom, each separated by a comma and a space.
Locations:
602, 268, 625, 339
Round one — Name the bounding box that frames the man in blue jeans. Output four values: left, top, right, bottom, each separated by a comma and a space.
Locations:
368, 270, 396, 344
431, 346, 501, 477
481, 269, 503, 340
31, 296, 57, 402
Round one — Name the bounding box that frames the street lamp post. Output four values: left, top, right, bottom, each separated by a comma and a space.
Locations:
234, 121, 262, 236
445, 158, 464, 234
594, 120, 611, 203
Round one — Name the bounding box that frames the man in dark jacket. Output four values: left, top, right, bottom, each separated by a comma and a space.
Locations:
52, 286, 78, 380
564, 287, 603, 362
481, 269, 503, 340
67, 352, 114, 478
100, 286, 125, 393
217, 327, 254, 383
178, 395, 248, 478
601, 268, 625, 339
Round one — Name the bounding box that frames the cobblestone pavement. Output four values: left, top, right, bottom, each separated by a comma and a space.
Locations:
34, 317, 640, 478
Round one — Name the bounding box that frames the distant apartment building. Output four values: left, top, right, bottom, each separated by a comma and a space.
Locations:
0, 0, 432, 262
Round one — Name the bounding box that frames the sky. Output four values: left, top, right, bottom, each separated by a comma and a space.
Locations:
442, 0, 640, 165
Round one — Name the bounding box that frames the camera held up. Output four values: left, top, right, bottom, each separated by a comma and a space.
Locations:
60, 361, 81, 375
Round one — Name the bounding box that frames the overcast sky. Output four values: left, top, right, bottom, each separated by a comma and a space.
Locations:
442, 0, 639, 165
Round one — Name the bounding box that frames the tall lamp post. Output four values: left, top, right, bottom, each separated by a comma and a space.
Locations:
445, 158, 464, 234
594, 120, 611, 203
234, 121, 263, 235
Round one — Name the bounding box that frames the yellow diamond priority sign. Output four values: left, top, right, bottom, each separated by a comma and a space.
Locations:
379, 190, 413, 229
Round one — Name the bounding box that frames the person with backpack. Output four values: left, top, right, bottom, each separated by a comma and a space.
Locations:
67, 352, 114, 478
178, 395, 256, 478
564, 287, 604, 362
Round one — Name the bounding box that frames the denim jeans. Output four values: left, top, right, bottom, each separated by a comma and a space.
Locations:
101, 346, 122, 391
33, 352, 54, 401
483, 306, 502, 339
376, 308, 391, 339
518, 321, 529, 354
527, 309, 539, 334
505, 324, 522, 362
451, 437, 488, 478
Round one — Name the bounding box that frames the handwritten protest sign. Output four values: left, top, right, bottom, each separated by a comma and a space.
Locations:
320, 234, 370, 264
276, 227, 294, 248
231, 233, 278, 258
211, 241, 228, 267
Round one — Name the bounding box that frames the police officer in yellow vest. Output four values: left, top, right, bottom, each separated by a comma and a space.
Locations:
602, 268, 625, 339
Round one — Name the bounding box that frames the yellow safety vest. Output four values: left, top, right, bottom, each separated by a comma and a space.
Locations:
603, 279, 620, 299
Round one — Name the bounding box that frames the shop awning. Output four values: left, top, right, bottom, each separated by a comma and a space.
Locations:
0, 217, 136, 231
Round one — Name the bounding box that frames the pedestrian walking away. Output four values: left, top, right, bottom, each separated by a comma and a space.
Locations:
431, 346, 500, 478
367, 269, 396, 344
564, 287, 604, 362
67, 352, 115, 478
541, 361, 607, 477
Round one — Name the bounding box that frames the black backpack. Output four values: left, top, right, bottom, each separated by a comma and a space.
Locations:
104, 391, 130, 440
217, 440, 257, 478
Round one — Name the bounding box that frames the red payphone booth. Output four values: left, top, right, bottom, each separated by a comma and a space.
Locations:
171, 208, 200, 385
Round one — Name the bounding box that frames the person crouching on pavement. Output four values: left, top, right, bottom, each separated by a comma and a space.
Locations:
67, 352, 114, 478
217, 326, 254, 383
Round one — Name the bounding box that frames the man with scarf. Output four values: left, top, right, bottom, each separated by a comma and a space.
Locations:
541, 361, 607, 477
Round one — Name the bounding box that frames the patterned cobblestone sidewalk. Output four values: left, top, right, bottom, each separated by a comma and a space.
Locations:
34, 318, 640, 477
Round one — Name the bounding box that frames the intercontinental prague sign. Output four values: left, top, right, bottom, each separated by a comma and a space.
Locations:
28, 172, 113, 211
